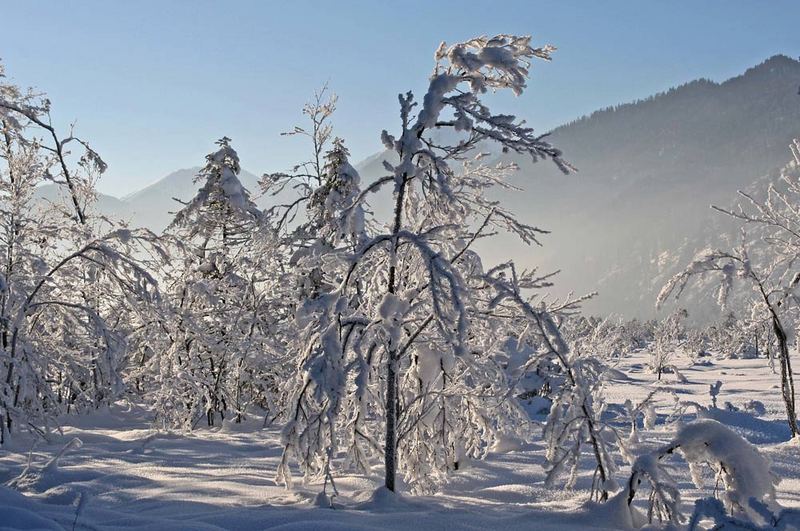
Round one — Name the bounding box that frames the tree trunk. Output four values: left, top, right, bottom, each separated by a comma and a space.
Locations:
384, 355, 398, 491
771, 313, 798, 437
384, 172, 408, 492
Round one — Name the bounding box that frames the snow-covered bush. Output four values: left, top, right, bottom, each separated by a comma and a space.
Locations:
618, 318, 656, 352
688, 496, 800, 530
623, 419, 778, 527
480, 263, 624, 501
623, 390, 658, 444
542, 350, 623, 500
703, 312, 766, 360
650, 308, 688, 381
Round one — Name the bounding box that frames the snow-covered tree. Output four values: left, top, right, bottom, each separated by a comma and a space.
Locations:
0, 62, 161, 443
0, 63, 104, 227
277, 34, 574, 495
262, 86, 341, 236
659, 141, 800, 436
143, 138, 279, 428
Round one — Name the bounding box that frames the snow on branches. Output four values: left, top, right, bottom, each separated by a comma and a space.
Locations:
0, 66, 166, 442
659, 143, 800, 437
276, 34, 577, 495
623, 419, 778, 527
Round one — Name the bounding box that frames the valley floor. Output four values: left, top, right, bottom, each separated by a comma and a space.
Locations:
1, 350, 799, 530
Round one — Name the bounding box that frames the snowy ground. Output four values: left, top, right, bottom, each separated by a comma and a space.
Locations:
1, 349, 798, 530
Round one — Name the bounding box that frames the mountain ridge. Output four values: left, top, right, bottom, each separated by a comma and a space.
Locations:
38, 55, 800, 321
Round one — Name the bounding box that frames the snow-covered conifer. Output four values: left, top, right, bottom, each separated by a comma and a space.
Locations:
151, 138, 275, 428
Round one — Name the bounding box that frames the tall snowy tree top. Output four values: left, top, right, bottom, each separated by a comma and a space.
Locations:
307, 137, 365, 244
0, 63, 42, 133
169, 137, 261, 238
196, 137, 248, 209
310, 139, 359, 215
433, 35, 553, 98
380, 34, 572, 187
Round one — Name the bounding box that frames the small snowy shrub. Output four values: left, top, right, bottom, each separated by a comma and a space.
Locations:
623, 419, 778, 526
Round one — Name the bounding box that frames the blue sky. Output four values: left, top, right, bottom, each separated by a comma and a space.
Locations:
2, 0, 799, 196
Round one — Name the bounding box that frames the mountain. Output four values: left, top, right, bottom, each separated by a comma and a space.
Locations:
528, 54, 800, 319
36, 55, 800, 322
33, 184, 135, 221
357, 54, 800, 321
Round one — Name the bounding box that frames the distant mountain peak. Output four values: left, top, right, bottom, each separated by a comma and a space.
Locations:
82, 55, 800, 322
120, 167, 201, 201
552, 54, 800, 134
733, 54, 800, 81
756, 53, 800, 68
